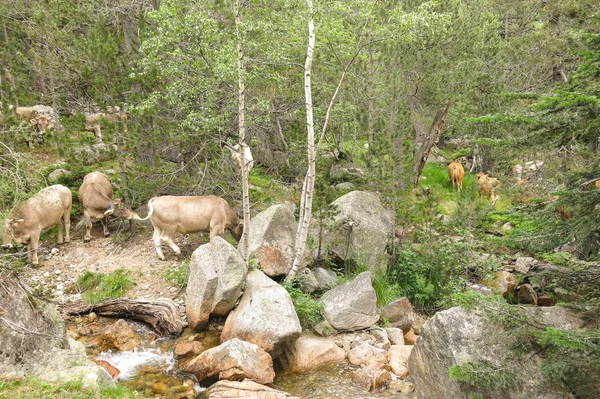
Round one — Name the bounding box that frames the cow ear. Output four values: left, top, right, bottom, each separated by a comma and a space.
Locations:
104, 209, 114, 217
29, 118, 37, 125
11, 219, 24, 226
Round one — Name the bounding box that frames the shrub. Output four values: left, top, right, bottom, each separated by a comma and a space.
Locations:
284, 283, 323, 329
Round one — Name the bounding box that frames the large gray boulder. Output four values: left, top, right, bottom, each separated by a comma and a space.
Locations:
242, 203, 307, 277
186, 237, 247, 331
0, 277, 113, 390
221, 270, 301, 358
408, 306, 592, 399
312, 191, 392, 273
322, 272, 379, 331
185, 338, 275, 384
72, 144, 117, 164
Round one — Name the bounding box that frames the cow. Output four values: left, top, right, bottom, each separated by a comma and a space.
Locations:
134, 195, 243, 260
82, 108, 128, 144
448, 161, 465, 192
228, 143, 254, 172
15, 106, 51, 148
78, 172, 136, 242
477, 172, 501, 206
2, 185, 72, 265
512, 160, 544, 183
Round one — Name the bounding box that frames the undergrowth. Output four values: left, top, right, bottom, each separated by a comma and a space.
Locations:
0, 376, 138, 399
77, 268, 134, 304
284, 283, 323, 329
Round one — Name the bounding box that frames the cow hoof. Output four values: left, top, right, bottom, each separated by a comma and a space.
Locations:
84, 238, 90, 243
104, 233, 111, 237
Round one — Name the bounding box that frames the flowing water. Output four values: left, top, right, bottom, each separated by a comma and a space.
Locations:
73, 317, 416, 399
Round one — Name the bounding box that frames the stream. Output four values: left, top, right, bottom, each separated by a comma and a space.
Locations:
70, 317, 416, 398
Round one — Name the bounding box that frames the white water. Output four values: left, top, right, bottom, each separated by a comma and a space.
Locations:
96, 347, 175, 381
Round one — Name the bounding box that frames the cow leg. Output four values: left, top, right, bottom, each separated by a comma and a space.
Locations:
94, 124, 102, 144
28, 233, 40, 265
209, 223, 226, 242
101, 216, 110, 237
153, 227, 166, 260
161, 229, 181, 256
63, 206, 71, 243
83, 209, 93, 242
56, 220, 64, 244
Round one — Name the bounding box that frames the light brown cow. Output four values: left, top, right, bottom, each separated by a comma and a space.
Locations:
477, 172, 501, 206
15, 107, 50, 148
228, 143, 254, 172
448, 162, 465, 192
84, 109, 128, 144
2, 185, 71, 265
134, 195, 243, 260
78, 172, 135, 242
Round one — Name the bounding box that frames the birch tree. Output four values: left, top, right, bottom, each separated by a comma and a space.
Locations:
286, 0, 315, 283
233, 0, 250, 264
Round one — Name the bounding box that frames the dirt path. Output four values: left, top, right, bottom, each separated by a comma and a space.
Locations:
19, 219, 205, 303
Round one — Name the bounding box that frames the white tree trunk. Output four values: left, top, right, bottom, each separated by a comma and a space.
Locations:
286, 0, 316, 283
234, 0, 250, 264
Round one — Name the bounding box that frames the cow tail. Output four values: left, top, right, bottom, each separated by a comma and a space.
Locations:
134, 199, 154, 221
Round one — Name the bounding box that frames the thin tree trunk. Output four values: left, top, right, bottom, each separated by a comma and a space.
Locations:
48, 67, 61, 141
413, 104, 450, 186
367, 30, 375, 149
234, 0, 250, 264
286, 0, 316, 283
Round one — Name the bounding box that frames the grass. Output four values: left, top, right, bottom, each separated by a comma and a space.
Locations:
0, 377, 138, 399
162, 259, 190, 289
77, 268, 134, 304
284, 283, 323, 329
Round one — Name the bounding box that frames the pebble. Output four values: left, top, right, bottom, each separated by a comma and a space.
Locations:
55, 291, 64, 296
169, 287, 177, 293
43, 272, 50, 278
54, 269, 61, 275
51, 248, 59, 255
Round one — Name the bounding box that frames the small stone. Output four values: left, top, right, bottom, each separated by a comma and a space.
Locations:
403, 328, 419, 345
169, 287, 178, 293
55, 291, 64, 296
389, 380, 415, 393
43, 272, 50, 278
51, 248, 59, 255
54, 269, 61, 275
88, 312, 98, 322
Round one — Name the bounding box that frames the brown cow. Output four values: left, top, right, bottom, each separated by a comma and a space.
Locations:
78, 172, 135, 242
477, 172, 501, 206
15, 106, 50, 148
448, 162, 465, 192
134, 195, 243, 260
2, 185, 71, 265
83, 109, 128, 144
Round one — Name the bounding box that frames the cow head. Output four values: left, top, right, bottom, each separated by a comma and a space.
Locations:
3, 218, 28, 245
230, 221, 244, 242
29, 116, 49, 133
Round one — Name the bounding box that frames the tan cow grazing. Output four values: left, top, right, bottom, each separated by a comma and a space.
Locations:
78, 172, 136, 242
477, 172, 501, 206
2, 185, 72, 265
15, 107, 51, 148
83, 109, 128, 144
134, 195, 243, 260
448, 162, 465, 192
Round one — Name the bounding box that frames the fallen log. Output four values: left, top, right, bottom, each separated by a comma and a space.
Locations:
63, 298, 183, 336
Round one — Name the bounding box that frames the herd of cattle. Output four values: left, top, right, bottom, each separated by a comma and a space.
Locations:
448, 159, 544, 205
0, 104, 126, 147
1, 172, 243, 265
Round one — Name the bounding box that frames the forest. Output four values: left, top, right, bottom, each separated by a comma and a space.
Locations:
0, 0, 599, 398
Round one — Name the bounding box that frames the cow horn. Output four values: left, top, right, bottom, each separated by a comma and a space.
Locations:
104, 209, 114, 217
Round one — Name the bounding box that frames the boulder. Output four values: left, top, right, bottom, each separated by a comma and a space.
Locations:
280, 335, 346, 372
200, 379, 300, 399
517, 283, 538, 305
186, 237, 247, 331
379, 297, 415, 333
330, 163, 365, 180
312, 191, 392, 273
384, 327, 405, 346
483, 270, 517, 298
513, 257, 536, 274
322, 272, 379, 331
348, 342, 388, 366
99, 319, 140, 351
313, 267, 338, 290
335, 182, 356, 191
243, 203, 307, 277
297, 268, 319, 294
389, 345, 413, 377
408, 306, 589, 399
369, 327, 391, 350
185, 338, 275, 384
72, 144, 117, 165
352, 363, 392, 392
174, 341, 205, 358
221, 270, 301, 358
48, 168, 71, 183
313, 320, 336, 337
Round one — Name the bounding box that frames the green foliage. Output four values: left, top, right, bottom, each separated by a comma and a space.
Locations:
0, 376, 138, 398
77, 268, 134, 304
372, 270, 402, 307
449, 360, 516, 389
284, 283, 323, 330
162, 259, 190, 289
